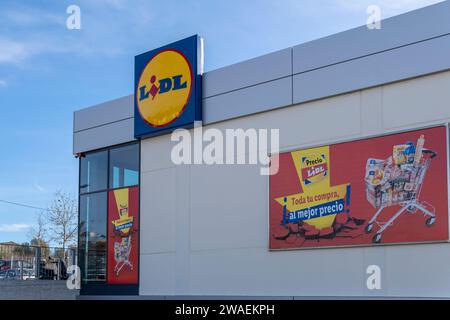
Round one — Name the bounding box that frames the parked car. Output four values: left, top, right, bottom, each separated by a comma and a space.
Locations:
0, 268, 35, 280
0, 259, 12, 271
0, 269, 18, 279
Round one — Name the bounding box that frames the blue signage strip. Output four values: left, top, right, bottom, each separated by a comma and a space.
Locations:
287, 199, 346, 223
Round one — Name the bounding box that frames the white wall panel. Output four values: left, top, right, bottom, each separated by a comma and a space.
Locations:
139, 69, 450, 298
139, 253, 175, 296
190, 164, 267, 251
382, 70, 450, 129
140, 133, 176, 173
189, 248, 365, 297
203, 92, 361, 151
140, 168, 176, 254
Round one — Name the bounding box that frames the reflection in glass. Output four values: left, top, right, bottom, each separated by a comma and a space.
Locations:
78, 192, 107, 283
80, 151, 108, 194
109, 144, 139, 189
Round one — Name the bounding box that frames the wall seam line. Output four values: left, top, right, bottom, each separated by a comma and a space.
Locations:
74, 116, 134, 133
293, 32, 450, 76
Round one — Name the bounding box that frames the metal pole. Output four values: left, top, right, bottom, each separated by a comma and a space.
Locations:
35, 247, 41, 280
19, 260, 23, 280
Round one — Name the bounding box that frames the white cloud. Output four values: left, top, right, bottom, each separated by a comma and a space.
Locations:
2, 8, 64, 27
0, 34, 94, 66
0, 38, 28, 64
0, 224, 31, 232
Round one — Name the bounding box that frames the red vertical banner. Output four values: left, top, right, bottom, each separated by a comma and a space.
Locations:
107, 186, 139, 284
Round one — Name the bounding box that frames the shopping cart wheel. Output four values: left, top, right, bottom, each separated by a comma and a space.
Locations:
372, 233, 382, 244
365, 223, 374, 233
426, 216, 436, 227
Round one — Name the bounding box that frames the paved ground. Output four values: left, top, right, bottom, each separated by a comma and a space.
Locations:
0, 280, 79, 300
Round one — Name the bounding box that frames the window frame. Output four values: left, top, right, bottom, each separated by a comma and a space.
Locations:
78, 191, 108, 284
79, 150, 109, 195
77, 140, 140, 290
108, 142, 140, 190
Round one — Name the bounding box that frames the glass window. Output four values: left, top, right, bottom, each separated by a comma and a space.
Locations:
78, 192, 107, 283
80, 151, 108, 194
109, 144, 139, 189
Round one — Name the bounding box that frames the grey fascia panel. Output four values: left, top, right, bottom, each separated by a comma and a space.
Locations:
293, 0, 450, 74
203, 48, 292, 98
72, 2, 450, 152
203, 77, 292, 124
73, 118, 135, 154
73, 94, 134, 132
293, 34, 450, 105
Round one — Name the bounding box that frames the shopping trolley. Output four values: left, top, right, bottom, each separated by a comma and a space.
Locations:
364, 149, 437, 243
113, 235, 133, 275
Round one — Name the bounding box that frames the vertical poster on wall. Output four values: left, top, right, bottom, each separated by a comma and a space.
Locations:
107, 186, 139, 284
269, 125, 449, 250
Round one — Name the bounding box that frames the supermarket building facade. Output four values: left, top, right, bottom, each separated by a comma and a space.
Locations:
73, 2, 450, 298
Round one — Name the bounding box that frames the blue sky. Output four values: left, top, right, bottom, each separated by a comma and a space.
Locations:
0, 0, 443, 244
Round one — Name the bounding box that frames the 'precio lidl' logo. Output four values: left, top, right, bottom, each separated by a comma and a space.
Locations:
136, 49, 192, 128
301, 153, 328, 186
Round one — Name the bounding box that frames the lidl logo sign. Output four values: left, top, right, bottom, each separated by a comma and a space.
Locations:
134, 35, 202, 138
301, 153, 328, 185
137, 50, 192, 127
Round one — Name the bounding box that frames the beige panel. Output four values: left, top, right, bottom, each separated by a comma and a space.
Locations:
382, 70, 450, 129
202, 92, 362, 151
141, 133, 176, 173
189, 247, 365, 296
361, 87, 383, 135
139, 253, 175, 295
140, 168, 176, 254
385, 243, 450, 297
190, 164, 267, 251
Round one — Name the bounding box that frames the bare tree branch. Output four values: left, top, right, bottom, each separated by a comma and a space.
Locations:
27, 211, 48, 243
44, 191, 78, 257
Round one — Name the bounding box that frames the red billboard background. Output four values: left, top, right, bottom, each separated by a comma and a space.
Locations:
270, 126, 449, 250
107, 186, 139, 284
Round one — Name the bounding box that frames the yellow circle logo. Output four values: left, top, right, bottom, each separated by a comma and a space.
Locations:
137, 49, 192, 127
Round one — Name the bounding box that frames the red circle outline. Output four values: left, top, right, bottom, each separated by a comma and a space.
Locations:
136, 48, 194, 128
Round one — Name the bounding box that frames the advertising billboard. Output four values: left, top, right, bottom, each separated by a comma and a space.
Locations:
269, 125, 449, 250
134, 35, 203, 138
107, 186, 139, 284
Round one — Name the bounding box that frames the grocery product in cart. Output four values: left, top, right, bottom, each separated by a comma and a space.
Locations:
364, 135, 437, 243
113, 235, 133, 275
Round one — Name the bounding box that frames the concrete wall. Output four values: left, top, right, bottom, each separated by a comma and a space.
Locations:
139, 69, 450, 298
0, 280, 78, 300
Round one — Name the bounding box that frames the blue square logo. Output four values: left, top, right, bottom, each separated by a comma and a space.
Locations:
134, 35, 202, 138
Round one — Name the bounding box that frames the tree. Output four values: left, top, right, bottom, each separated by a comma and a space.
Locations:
12, 242, 33, 258
44, 191, 78, 260
27, 211, 48, 244
30, 237, 50, 259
